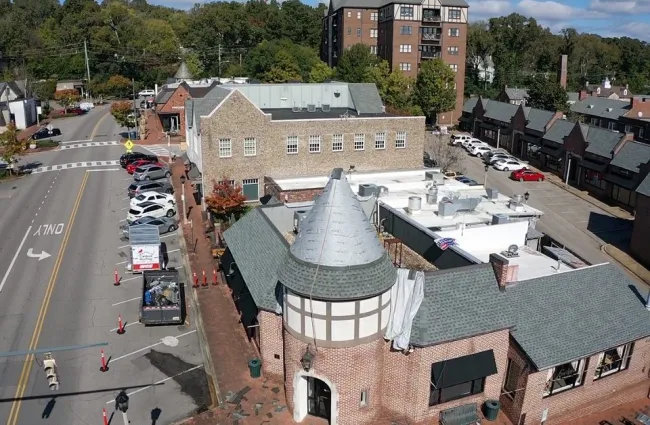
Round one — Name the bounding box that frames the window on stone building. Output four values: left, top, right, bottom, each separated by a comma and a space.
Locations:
370, 46, 378, 54
242, 178, 259, 201
286, 136, 298, 154
395, 131, 407, 148
594, 342, 634, 380
309, 135, 321, 153
448, 27, 460, 37
543, 358, 588, 397
502, 359, 521, 398
354, 133, 365, 150
218, 138, 232, 158
332, 134, 344, 151
243, 137, 256, 156
218, 179, 235, 186
375, 132, 386, 149
360, 390, 368, 407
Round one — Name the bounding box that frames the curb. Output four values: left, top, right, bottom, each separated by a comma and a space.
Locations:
601, 244, 650, 286
545, 176, 632, 220
176, 211, 222, 410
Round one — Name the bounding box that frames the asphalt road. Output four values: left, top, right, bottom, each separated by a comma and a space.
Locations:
0, 110, 207, 425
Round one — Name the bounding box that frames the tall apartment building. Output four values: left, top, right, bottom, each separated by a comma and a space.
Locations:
322, 0, 468, 125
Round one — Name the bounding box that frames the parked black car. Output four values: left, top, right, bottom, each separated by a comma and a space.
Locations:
119, 152, 158, 168
31, 127, 61, 140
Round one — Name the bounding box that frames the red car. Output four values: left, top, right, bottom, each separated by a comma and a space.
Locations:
511, 168, 545, 182
126, 159, 162, 174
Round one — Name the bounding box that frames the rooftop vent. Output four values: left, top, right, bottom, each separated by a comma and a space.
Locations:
486, 188, 499, 200
492, 213, 508, 225
606, 107, 613, 112
322, 104, 331, 112
425, 170, 444, 185
358, 183, 379, 197
293, 210, 309, 234
587, 104, 594, 109
407, 196, 422, 215
307, 104, 316, 112
500, 244, 520, 258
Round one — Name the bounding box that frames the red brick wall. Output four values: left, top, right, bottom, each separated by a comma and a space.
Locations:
630, 194, 650, 269
499, 340, 531, 423
258, 311, 284, 383
157, 85, 190, 131
520, 337, 650, 424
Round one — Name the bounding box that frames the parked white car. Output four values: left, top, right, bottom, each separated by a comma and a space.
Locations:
130, 191, 176, 209
486, 153, 513, 164
461, 138, 483, 149
138, 89, 155, 97
465, 140, 488, 151
79, 102, 94, 111
127, 202, 176, 224
470, 145, 493, 157
494, 159, 526, 171
450, 134, 472, 145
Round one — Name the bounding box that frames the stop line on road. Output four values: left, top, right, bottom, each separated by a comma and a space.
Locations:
31, 161, 120, 174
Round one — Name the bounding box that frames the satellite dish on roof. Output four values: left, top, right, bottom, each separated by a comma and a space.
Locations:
507, 244, 518, 254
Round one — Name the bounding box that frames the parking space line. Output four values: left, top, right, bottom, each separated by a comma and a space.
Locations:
110, 321, 140, 332
161, 233, 177, 239
119, 276, 140, 283
110, 330, 197, 363
117, 244, 129, 249
167, 249, 180, 254
112, 297, 140, 306
116, 261, 128, 265
106, 365, 204, 404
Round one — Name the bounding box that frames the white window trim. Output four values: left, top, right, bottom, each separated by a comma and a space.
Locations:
332, 134, 344, 152
218, 138, 232, 158
243, 137, 256, 156
375, 132, 386, 149
309, 135, 322, 153
354, 134, 365, 151
286, 136, 299, 154
396, 131, 407, 148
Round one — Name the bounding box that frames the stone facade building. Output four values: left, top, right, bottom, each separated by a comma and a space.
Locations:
185, 82, 424, 202
220, 168, 650, 425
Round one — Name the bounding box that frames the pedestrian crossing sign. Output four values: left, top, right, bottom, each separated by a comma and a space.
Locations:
124, 139, 134, 153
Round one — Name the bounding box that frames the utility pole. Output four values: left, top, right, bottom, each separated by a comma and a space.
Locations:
218, 44, 222, 76
239, 53, 242, 67
84, 40, 91, 99
132, 78, 137, 140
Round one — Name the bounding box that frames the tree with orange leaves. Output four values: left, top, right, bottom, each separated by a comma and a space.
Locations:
205, 177, 248, 222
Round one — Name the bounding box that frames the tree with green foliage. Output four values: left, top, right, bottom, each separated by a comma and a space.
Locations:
365, 61, 413, 110
309, 61, 335, 83
111, 101, 135, 131
32, 79, 57, 102
414, 59, 456, 124
335, 44, 378, 83
246, 39, 320, 82
184, 52, 205, 79
525, 74, 569, 112
0, 124, 23, 172
54, 89, 80, 113
222, 63, 247, 78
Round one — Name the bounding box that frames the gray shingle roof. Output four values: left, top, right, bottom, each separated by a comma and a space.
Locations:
570, 96, 629, 120
582, 125, 623, 158
567, 92, 579, 102
194, 86, 233, 117
155, 88, 175, 105
505, 87, 527, 101
524, 107, 554, 132
174, 61, 193, 80
463, 97, 478, 113
542, 119, 575, 145
610, 141, 650, 173
636, 173, 650, 196
483, 100, 518, 123
506, 263, 650, 369
222, 208, 288, 312
331, 0, 420, 11
411, 264, 512, 347
348, 83, 385, 114
440, 0, 469, 6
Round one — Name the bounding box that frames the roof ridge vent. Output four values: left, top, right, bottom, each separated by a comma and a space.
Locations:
606, 107, 613, 112
587, 104, 594, 109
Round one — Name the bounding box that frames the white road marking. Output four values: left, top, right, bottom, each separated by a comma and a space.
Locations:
160, 233, 176, 239
105, 365, 204, 404
110, 321, 140, 332
118, 276, 141, 283
88, 168, 120, 172
30, 160, 120, 174
58, 141, 119, 150
110, 330, 197, 363
117, 244, 130, 249
167, 249, 180, 254
118, 219, 127, 223
0, 226, 32, 292
112, 297, 140, 307
59, 139, 92, 144
116, 261, 128, 265
121, 197, 129, 200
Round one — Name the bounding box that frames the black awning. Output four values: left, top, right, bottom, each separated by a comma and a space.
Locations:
459, 115, 472, 122
540, 146, 563, 157
578, 159, 607, 173
604, 173, 637, 189
520, 133, 542, 145
431, 350, 498, 388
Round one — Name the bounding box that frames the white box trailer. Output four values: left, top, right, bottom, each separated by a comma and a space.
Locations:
127, 224, 162, 273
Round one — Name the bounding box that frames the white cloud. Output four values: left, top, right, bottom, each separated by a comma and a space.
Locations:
467, 0, 514, 20
515, 0, 607, 20
589, 0, 650, 14
606, 21, 650, 40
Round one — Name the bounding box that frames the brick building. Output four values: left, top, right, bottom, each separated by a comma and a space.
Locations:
630, 173, 650, 268
220, 168, 650, 425
184, 82, 424, 203
154, 80, 218, 134
321, 0, 468, 125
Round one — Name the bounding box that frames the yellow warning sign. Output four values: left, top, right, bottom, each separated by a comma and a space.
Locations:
124, 139, 134, 153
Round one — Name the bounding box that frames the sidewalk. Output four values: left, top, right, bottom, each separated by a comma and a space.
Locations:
170, 159, 304, 425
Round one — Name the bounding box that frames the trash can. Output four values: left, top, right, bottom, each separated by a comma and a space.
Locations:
483, 399, 500, 421
248, 359, 262, 379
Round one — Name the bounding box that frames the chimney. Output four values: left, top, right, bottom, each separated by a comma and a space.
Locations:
578, 90, 588, 101
490, 253, 519, 288
558, 55, 568, 89
545, 111, 565, 132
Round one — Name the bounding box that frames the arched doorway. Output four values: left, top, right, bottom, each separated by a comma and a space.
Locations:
292, 371, 338, 424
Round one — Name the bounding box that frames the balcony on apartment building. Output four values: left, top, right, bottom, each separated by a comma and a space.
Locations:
421, 48, 441, 59
422, 9, 442, 25
421, 30, 442, 44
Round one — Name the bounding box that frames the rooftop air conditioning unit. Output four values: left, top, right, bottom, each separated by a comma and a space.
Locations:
293, 210, 309, 234
307, 104, 316, 112
292, 104, 300, 112
500, 244, 520, 258
492, 213, 508, 225
322, 104, 331, 112
486, 188, 499, 200
358, 184, 379, 197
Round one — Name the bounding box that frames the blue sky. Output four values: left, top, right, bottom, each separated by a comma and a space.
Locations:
147, 0, 650, 40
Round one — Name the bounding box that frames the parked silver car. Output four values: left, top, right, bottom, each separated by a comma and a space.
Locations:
121, 216, 178, 237
127, 180, 174, 198
133, 164, 171, 181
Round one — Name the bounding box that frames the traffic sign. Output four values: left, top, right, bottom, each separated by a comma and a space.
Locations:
124, 139, 134, 153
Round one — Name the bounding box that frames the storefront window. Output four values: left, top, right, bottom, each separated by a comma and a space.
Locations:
546, 156, 562, 171
584, 170, 606, 190
611, 184, 636, 207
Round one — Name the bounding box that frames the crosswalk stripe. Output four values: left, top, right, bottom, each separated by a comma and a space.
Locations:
58, 141, 119, 150
30, 160, 120, 175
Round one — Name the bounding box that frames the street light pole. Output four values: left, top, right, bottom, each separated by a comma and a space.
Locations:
484, 164, 489, 187
180, 175, 188, 225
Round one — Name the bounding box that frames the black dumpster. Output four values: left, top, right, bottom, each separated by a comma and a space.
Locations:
483, 399, 500, 421
248, 359, 261, 378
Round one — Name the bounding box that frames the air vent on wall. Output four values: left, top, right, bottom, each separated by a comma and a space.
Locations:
307, 104, 316, 112
322, 104, 331, 112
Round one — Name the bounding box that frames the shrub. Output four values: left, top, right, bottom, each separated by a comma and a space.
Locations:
36, 139, 59, 148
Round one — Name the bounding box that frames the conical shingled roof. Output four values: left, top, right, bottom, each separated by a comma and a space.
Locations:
279, 168, 396, 300
174, 62, 193, 81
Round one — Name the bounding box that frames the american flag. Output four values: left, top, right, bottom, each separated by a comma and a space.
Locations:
435, 238, 457, 250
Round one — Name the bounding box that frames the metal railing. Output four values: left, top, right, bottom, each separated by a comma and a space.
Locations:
421, 51, 441, 58
421, 33, 441, 41
423, 16, 441, 22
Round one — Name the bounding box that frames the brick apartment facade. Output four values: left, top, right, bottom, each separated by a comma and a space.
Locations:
196, 87, 424, 201
155, 81, 218, 134
630, 174, 650, 269
322, 0, 468, 125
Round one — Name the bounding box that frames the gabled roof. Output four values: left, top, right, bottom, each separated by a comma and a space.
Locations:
154, 87, 175, 105
348, 83, 385, 114
506, 263, 650, 369
190, 86, 232, 118
636, 173, 650, 196
483, 100, 518, 123
581, 125, 624, 158
524, 107, 554, 133
570, 96, 629, 120
504, 87, 527, 101
463, 97, 478, 113
222, 208, 288, 312
542, 119, 574, 145
610, 141, 650, 173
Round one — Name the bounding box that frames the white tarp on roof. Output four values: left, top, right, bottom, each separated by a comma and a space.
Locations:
384, 268, 425, 351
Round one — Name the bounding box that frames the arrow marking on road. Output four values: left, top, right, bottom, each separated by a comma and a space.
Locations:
26, 248, 51, 261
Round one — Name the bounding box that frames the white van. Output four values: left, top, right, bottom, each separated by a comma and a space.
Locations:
450, 134, 472, 145
138, 89, 156, 97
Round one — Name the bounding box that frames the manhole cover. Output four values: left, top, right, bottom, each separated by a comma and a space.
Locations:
161, 336, 179, 347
